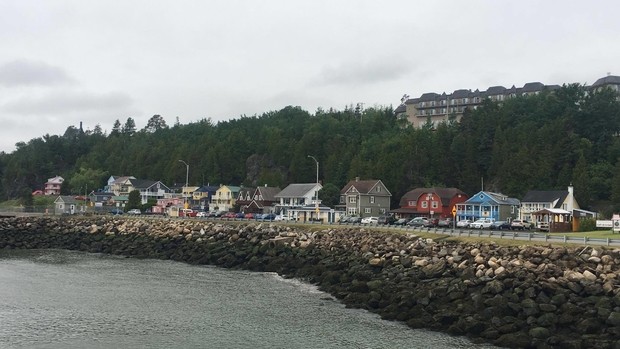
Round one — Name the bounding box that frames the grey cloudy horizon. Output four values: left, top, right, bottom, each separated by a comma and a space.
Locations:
0, 1, 618, 153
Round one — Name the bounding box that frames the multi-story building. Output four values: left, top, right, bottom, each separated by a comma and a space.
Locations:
44, 176, 64, 196
392, 187, 467, 219
397, 74, 620, 128
338, 178, 391, 218
212, 185, 240, 212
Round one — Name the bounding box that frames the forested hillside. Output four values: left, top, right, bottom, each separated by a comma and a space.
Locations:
2, 84, 620, 214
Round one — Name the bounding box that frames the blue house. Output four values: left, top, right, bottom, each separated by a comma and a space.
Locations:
455, 191, 520, 223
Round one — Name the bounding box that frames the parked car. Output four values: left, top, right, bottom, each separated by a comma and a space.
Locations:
222, 212, 236, 219
348, 217, 362, 224
109, 208, 124, 215
262, 213, 276, 221
244, 213, 255, 219
393, 218, 409, 226
437, 218, 453, 228
407, 217, 429, 227
424, 218, 439, 227
179, 209, 198, 218
127, 209, 141, 215
361, 217, 379, 224
490, 220, 511, 230
377, 215, 396, 225
470, 218, 494, 229
456, 219, 471, 228
274, 214, 293, 221
196, 211, 209, 218
510, 219, 531, 230
338, 215, 349, 223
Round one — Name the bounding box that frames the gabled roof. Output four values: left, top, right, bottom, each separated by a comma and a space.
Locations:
196, 185, 219, 193
54, 195, 77, 204
465, 191, 520, 206
46, 176, 64, 184
256, 186, 281, 201
522, 190, 568, 208
220, 185, 241, 194
112, 176, 135, 184
275, 183, 321, 198
340, 179, 391, 196
399, 187, 466, 207
128, 179, 171, 192
237, 187, 255, 200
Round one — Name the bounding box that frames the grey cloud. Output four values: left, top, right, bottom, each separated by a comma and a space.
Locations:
0, 59, 75, 87
315, 58, 413, 87
2, 91, 133, 115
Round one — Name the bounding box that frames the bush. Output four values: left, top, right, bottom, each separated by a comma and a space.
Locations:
579, 218, 597, 232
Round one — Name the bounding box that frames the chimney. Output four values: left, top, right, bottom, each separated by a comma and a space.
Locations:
264, 184, 267, 187
355, 176, 359, 182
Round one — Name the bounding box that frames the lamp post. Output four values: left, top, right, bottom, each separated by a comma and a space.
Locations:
178, 160, 189, 209
426, 193, 433, 219
307, 155, 319, 221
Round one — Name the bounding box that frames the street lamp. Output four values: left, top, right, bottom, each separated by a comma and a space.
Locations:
426, 193, 433, 219
178, 160, 189, 208
307, 155, 319, 221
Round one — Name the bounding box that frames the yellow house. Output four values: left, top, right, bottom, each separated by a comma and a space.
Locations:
213, 185, 241, 212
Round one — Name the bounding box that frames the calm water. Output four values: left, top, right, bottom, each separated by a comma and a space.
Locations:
0, 249, 496, 349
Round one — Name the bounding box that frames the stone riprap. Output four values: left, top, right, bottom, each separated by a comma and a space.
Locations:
1, 216, 619, 349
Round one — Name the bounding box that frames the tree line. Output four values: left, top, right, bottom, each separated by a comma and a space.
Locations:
1, 84, 620, 216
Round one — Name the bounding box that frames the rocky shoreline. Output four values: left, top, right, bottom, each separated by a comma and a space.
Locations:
0, 216, 619, 348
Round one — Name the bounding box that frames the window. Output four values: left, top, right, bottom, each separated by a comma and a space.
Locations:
348, 208, 357, 215
379, 208, 386, 214
408, 200, 416, 206
421, 201, 428, 209
370, 196, 375, 203
349, 196, 357, 203
364, 208, 371, 214
376, 186, 381, 192
431, 201, 438, 209
340, 196, 345, 203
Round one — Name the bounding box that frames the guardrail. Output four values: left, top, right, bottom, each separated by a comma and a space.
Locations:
281, 220, 620, 247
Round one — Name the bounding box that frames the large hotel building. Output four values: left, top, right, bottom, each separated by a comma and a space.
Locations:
395, 75, 620, 128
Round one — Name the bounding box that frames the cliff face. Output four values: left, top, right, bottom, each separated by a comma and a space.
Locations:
1, 216, 619, 349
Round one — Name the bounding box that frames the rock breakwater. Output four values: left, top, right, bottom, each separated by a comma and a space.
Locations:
1, 216, 619, 348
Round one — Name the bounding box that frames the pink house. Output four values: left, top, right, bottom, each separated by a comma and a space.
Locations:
44, 176, 64, 196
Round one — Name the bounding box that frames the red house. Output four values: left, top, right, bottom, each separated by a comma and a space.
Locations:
392, 187, 468, 219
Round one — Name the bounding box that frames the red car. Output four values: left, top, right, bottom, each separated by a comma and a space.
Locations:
222, 212, 236, 219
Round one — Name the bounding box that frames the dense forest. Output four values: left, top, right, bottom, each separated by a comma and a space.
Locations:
2, 83, 620, 215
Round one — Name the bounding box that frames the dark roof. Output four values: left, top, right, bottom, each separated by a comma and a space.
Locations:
129, 179, 157, 189
55, 195, 78, 204
521, 82, 545, 92
256, 186, 281, 201
486, 86, 506, 95
340, 179, 390, 195
394, 104, 406, 114
451, 89, 471, 98
592, 75, 620, 88
521, 190, 568, 208
418, 92, 440, 101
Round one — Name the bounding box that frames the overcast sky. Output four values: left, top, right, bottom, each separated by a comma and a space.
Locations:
0, 1, 618, 153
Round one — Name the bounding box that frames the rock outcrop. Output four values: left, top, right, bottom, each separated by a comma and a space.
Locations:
1, 216, 619, 349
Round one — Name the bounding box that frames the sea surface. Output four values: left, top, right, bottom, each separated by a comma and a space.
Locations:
0, 249, 497, 349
